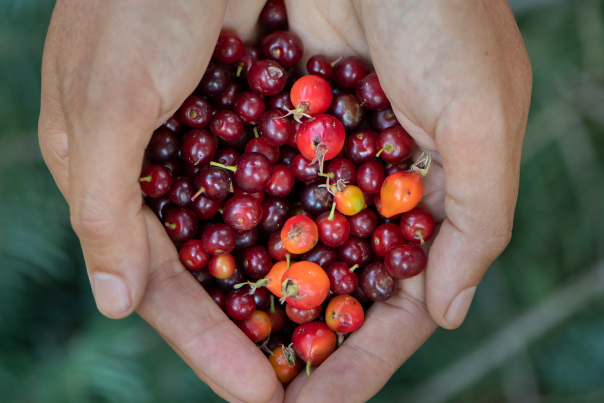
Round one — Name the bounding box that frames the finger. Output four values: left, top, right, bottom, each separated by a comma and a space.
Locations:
51, 0, 229, 318
137, 207, 280, 403
294, 273, 437, 403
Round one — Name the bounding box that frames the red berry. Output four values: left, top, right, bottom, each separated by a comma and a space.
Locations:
178, 95, 212, 127
288, 75, 333, 121
248, 59, 287, 96
400, 208, 436, 244
213, 32, 243, 64
296, 114, 345, 171
226, 289, 256, 320
372, 223, 405, 257
384, 244, 427, 279
325, 294, 364, 333
286, 304, 321, 324
263, 31, 304, 68
164, 207, 198, 242
139, 164, 172, 198
359, 262, 397, 302
179, 239, 210, 271
292, 321, 337, 375
376, 126, 414, 163
235, 310, 271, 343
209, 253, 236, 279
356, 73, 389, 110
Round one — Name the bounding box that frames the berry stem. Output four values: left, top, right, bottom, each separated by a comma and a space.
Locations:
269, 294, 275, 313
236, 64, 243, 77
337, 332, 345, 347
139, 175, 152, 182
286, 254, 291, 268
415, 230, 425, 244
349, 264, 359, 273
191, 187, 205, 202
410, 153, 432, 177
279, 278, 306, 304
330, 56, 343, 67
375, 144, 394, 158
306, 360, 312, 376
234, 278, 270, 293
165, 222, 176, 230
210, 161, 237, 172
318, 172, 334, 179
328, 201, 337, 221
253, 126, 260, 138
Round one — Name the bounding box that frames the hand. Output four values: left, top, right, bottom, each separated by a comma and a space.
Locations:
38, 1, 284, 401
283, 0, 531, 401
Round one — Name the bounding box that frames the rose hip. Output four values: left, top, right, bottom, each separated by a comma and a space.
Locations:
281, 261, 330, 309
325, 294, 364, 335
269, 345, 304, 384
281, 215, 319, 255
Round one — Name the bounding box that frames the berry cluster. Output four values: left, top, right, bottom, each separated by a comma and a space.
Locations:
140, 0, 435, 382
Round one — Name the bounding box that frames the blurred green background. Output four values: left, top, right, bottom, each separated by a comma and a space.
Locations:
2, 0, 604, 402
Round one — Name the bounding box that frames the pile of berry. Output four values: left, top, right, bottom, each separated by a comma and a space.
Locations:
139, 0, 435, 382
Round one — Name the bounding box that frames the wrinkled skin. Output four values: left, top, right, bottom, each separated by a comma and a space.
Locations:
38, 0, 531, 402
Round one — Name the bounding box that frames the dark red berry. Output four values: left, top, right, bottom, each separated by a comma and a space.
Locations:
180, 129, 216, 167
168, 176, 194, 207
139, 164, 172, 198
356, 73, 389, 110
356, 160, 385, 195
202, 223, 236, 255
222, 194, 263, 232
213, 81, 242, 111
328, 93, 365, 131
245, 138, 280, 165
210, 110, 243, 142
248, 59, 287, 96
333, 56, 371, 89
326, 261, 359, 295
338, 236, 372, 269
146, 130, 179, 162
372, 223, 405, 257
265, 164, 295, 197
213, 32, 244, 64
179, 239, 210, 271
241, 244, 273, 278
376, 126, 414, 163
164, 207, 198, 242
259, 110, 293, 146
197, 63, 230, 97
178, 95, 212, 128
234, 91, 266, 125
359, 262, 397, 302
384, 244, 427, 279
259, 0, 288, 31
400, 208, 436, 244
372, 106, 400, 132
347, 209, 379, 238
344, 129, 378, 164
226, 289, 256, 320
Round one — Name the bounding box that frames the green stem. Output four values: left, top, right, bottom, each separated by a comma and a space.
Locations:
139, 175, 151, 182
269, 295, 275, 313
165, 222, 176, 230
286, 254, 291, 268
253, 126, 260, 138
210, 161, 237, 172
348, 264, 359, 273
236, 64, 243, 77
306, 360, 312, 376
328, 202, 337, 220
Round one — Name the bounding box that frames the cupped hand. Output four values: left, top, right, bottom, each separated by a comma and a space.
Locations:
283, 0, 531, 401
38, 0, 284, 401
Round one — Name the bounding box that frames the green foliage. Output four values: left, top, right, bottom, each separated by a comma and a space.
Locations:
1, 1, 604, 402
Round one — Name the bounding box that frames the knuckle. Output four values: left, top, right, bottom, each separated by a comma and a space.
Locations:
70, 199, 116, 242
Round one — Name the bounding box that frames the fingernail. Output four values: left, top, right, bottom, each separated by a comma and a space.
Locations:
93, 272, 131, 315
445, 286, 476, 328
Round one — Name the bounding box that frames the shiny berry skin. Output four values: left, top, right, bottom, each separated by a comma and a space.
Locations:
278, 145, 299, 168
146, 130, 179, 162
289, 75, 333, 118
215, 266, 246, 293
259, 196, 292, 234
264, 261, 291, 298
241, 244, 273, 279
281, 261, 330, 310
232, 185, 265, 204
164, 207, 198, 242
333, 56, 371, 88
263, 31, 303, 68
297, 114, 345, 164
192, 267, 214, 288
193, 167, 231, 201
213, 80, 241, 111
338, 236, 372, 269
259, 110, 293, 146
360, 262, 397, 302
161, 112, 187, 137
384, 244, 427, 279
247, 59, 287, 96
235, 310, 271, 343
179, 239, 210, 271
245, 138, 280, 165
259, 0, 288, 31
202, 224, 236, 255
376, 126, 414, 163
348, 209, 379, 238
180, 129, 216, 167
334, 185, 366, 216
380, 170, 424, 218
227, 152, 273, 193
292, 321, 337, 374
298, 242, 338, 269
316, 209, 351, 248
167, 176, 194, 207
209, 110, 243, 142
326, 261, 359, 295
344, 129, 378, 164
212, 147, 239, 167
197, 63, 230, 97
372, 106, 400, 132
400, 208, 436, 244
267, 91, 295, 114
206, 287, 226, 311
213, 32, 243, 63
372, 223, 405, 257
146, 195, 174, 221
384, 160, 412, 176
325, 295, 364, 333
268, 232, 298, 261
286, 304, 321, 324
281, 215, 319, 254
190, 194, 221, 220
307, 55, 334, 81
265, 165, 295, 197
221, 124, 253, 153
269, 345, 303, 384
222, 195, 262, 232
291, 154, 320, 182
300, 181, 333, 216
234, 91, 266, 124
356, 73, 389, 110
139, 164, 172, 198
328, 93, 365, 131
325, 158, 357, 185
235, 228, 259, 250
226, 289, 256, 320
208, 253, 236, 279
178, 95, 212, 128
356, 160, 385, 195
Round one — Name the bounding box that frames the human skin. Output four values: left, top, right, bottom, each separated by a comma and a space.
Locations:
38, 0, 531, 402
